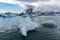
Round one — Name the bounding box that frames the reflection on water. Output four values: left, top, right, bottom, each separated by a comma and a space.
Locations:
0, 16, 60, 40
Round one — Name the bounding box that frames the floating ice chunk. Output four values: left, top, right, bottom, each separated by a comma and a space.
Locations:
18, 17, 39, 36
42, 20, 57, 28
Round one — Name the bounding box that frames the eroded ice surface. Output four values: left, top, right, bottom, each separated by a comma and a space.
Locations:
42, 20, 57, 28
18, 16, 39, 36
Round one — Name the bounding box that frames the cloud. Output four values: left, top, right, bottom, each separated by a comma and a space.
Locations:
15, 0, 60, 12
0, 0, 60, 8
15, 0, 60, 7
0, 0, 60, 7
17, 0, 60, 3
0, 0, 60, 12
25, 5, 35, 9
17, 0, 51, 3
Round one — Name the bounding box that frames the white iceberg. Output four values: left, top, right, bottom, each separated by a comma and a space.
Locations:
18, 16, 39, 36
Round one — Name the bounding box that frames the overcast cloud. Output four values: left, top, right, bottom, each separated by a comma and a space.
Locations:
0, 0, 60, 7
17, 0, 51, 3
0, 0, 60, 12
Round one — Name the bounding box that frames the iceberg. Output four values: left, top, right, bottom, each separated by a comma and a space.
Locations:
18, 16, 39, 36
42, 20, 57, 28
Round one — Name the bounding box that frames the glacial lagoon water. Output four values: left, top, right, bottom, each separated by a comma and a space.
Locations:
0, 16, 60, 40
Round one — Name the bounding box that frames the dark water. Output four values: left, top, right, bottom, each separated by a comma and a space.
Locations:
0, 16, 60, 40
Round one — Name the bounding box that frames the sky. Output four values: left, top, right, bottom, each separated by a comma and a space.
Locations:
0, 0, 23, 13
0, 0, 60, 13
0, 2, 22, 13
